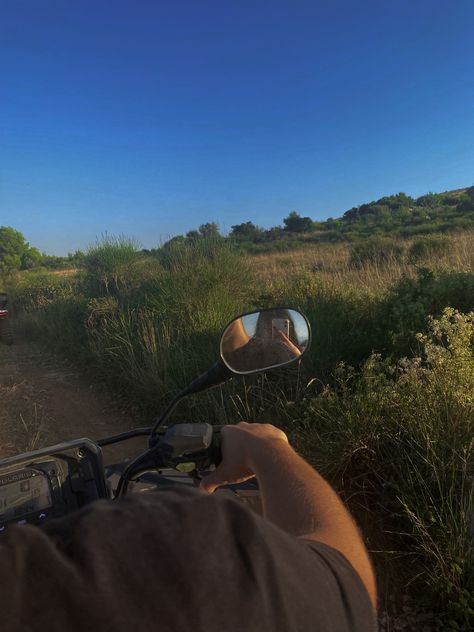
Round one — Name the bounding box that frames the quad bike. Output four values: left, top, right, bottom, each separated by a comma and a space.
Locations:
0, 292, 13, 345
0, 307, 311, 532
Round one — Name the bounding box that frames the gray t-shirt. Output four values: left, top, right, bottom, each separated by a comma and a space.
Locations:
0, 487, 376, 631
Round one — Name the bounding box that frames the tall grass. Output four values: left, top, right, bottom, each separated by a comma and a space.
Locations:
84, 234, 142, 295
252, 229, 474, 293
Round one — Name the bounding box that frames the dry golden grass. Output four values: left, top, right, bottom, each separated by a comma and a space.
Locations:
50, 268, 80, 276
249, 230, 474, 294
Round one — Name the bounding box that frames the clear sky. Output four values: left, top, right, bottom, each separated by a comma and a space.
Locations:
1, 0, 473, 255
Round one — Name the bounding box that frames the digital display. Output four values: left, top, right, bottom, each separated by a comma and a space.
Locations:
0, 469, 52, 522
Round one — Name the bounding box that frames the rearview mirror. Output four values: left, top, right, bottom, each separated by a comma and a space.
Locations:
220, 308, 311, 375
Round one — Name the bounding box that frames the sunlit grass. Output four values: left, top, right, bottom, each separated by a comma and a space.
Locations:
249, 230, 474, 294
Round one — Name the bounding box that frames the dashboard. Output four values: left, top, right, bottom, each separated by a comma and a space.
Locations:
0, 439, 108, 532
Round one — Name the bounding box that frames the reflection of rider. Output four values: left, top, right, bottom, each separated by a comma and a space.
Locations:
223, 310, 302, 373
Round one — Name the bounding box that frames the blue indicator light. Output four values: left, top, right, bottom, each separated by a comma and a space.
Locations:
0, 526, 5, 533
39, 513, 46, 520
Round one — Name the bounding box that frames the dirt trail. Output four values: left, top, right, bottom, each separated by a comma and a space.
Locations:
0, 338, 146, 464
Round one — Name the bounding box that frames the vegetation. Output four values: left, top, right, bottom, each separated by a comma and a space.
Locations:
0, 225, 84, 278
1, 185, 473, 279
3, 184, 474, 628
295, 309, 474, 629
214, 185, 474, 252
138, 184, 473, 257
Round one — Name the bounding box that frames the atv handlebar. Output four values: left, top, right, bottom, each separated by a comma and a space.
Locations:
0, 423, 225, 530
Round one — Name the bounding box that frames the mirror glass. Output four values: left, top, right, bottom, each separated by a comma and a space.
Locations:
220, 308, 310, 374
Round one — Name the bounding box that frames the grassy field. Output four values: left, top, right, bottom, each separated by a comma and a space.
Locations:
5, 230, 474, 629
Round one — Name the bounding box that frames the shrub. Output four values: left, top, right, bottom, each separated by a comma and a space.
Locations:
349, 237, 404, 267
237, 239, 305, 255
9, 270, 78, 312
84, 235, 142, 295
380, 269, 474, 356
276, 272, 381, 378
409, 235, 451, 262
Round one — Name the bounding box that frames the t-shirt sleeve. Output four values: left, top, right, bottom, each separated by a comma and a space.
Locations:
298, 538, 377, 631
0, 488, 377, 632
237, 509, 377, 632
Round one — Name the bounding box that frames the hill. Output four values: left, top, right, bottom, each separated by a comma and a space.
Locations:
328, 185, 474, 239
227, 184, 474, 250
158, 185, 474, 256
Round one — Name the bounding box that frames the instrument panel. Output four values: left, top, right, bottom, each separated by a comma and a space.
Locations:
0, 468, 52, 526
0, 439, 108, 532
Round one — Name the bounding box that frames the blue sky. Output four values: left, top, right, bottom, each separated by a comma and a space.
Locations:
1, 0, 473, 255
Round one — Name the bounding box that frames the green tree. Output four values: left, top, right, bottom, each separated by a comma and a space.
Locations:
263, 226, 285, 241
230, 221, 264, 241
457, 194, 474, 213
415, 192, 442, 208
185, 229, 201, 242
20, 247, 43, 270
342, 207, 359, 221
283, 211, 314, 233
325, 218, 342, 231
198, 222, 220, 238
161, 236, 185, 250
0, 226, 29, 274
67, 250, 86, 264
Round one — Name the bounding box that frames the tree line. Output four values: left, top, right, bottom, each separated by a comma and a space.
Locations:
154, 185, 474, 253
0, 226, 85, 275
2, 185, 473, 273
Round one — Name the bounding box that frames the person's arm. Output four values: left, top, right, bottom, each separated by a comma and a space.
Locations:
200, 422, 377, 609
272, 327, 302, 357
221, 318, 251, 352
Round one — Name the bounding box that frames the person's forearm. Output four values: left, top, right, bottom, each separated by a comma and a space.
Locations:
249, 440, 377, 608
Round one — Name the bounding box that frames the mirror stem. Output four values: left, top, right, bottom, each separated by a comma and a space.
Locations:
184, 360, 232, 396
149, 361, 232, 442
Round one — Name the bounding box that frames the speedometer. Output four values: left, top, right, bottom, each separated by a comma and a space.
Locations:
0, 468, 53, 525
0, 439, 108, 529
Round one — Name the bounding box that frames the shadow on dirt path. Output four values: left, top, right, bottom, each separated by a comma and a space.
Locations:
0, 339, 146, 464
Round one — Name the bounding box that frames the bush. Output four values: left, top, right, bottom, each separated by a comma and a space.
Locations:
84, 235, 142, 295
380, 269, 474, 356
9, 271, 78, 312
236, 239, 305, 255
276, 272, 381, 378
349, 237, 404, 267
409, 235, 451, 262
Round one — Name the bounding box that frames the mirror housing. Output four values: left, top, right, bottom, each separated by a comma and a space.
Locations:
150, 307, 311, 437
220, 307, 311, 375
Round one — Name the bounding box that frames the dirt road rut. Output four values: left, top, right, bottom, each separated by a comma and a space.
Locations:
0, 340, 145, 463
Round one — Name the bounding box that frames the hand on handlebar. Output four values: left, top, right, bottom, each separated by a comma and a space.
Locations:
200, 422, 289, 494
272, 327, 302, 357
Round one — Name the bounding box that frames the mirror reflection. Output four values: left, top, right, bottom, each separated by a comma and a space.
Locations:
220, 308, 310, 374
